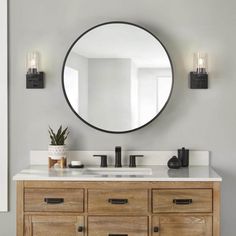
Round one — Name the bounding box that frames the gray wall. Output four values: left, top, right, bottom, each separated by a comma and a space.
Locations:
1, 0, 235, 235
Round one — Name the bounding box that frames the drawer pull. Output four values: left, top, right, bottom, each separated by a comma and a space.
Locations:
154, 226, 159, 232
173, 199, 192, 205
44, 198, 64, 204
108, 199, 128, 204
78, 226, 83, 232
108, 234, 128, 236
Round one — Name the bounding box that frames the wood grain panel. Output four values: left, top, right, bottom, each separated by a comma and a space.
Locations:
152, 215, 212, 236
213, 182, 221, 236
152, 189, 212, 213
17, 182, 24, 236
25, 215, 84, 236
23, 181, 213, 189
88, 189, 148, 213
88, 216, 148, 236
17, 180, 220, 236
24, 188, 84, 212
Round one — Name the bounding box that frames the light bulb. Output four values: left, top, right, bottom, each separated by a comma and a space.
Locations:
27, 51, 39, 74
198, 58, 204, 67
30, 58, 36, 68
193, 52, 207, 74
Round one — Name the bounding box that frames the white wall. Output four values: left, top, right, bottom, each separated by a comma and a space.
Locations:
3, 0, 236, 235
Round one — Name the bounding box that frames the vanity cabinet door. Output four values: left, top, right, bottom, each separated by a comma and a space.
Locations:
24, 215, 84, 236
152, 215, 212, 236
88, 216, 148, 236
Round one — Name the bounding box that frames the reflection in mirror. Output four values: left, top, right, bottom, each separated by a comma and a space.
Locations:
63, 22, 173, 133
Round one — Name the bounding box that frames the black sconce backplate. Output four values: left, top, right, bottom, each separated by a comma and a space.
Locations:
189, 72, 208, 89
26, 72, 44, 89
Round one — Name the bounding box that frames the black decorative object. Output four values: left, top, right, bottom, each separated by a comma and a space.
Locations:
167, 156, 181, 169
189, 52, 208, 89
178, 147, 189, 167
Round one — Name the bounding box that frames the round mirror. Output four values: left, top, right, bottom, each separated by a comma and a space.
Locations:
62, 22, 174, 133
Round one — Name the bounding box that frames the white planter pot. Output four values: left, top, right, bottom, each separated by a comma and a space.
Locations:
48, 145, 66, 160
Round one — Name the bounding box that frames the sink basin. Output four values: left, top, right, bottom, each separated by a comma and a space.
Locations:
82, 167, 152, 176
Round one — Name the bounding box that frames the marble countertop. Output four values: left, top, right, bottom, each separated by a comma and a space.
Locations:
13, 165, 222, 182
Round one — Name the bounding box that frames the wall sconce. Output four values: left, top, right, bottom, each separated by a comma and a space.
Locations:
189, 52, 208, 89
26, 51, 44, 88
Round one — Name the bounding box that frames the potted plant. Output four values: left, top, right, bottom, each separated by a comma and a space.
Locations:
48, 125, 69, 160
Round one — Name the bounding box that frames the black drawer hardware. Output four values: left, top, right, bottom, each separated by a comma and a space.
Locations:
153, 226, 159, 232
108, 234, 128, 236
108, 199, 128, 204
173, 199, 193, 205
78, 226, 83, 232
44, 198, 64, 204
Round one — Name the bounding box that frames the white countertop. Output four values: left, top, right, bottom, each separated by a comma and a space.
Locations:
13, 165, 222, 182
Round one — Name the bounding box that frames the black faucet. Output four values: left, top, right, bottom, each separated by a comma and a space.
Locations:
115, 146, 122, 167
93, 155, 108, 167
129, 155, 144, 167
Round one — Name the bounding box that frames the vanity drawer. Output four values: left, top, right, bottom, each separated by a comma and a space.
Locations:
24, 188, 84, 212
88, 216, 148, 236
88, 189, 148, 213
152, 189, 212, 213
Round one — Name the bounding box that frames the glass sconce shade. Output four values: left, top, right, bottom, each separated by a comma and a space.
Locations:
193, 52, 208, 74
26, 51, 44, 88
27, 52, 40, 74
189, 52, 208, 89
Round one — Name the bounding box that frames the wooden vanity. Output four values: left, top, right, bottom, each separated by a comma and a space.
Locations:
16, 179, 220, 236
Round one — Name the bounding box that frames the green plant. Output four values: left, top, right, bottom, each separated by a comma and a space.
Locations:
48, 125, 69, 145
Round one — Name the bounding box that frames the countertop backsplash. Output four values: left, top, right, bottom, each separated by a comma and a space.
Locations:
30, 150, 210, 166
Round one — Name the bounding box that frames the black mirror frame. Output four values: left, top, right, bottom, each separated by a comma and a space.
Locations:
62, 21, 174, 134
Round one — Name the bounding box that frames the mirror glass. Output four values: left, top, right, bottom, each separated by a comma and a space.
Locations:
62, 22, 173, 133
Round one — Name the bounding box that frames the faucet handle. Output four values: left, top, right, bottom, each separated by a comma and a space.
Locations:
93, 155, 108, 167
129, 155, 144, 167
